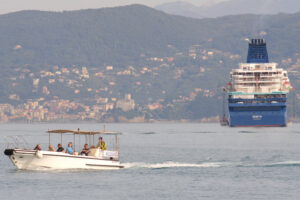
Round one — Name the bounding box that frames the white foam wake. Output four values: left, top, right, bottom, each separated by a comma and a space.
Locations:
263, 160, 300, 167
123, 161, 222, 169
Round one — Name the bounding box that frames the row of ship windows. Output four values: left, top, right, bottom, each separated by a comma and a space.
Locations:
242, 67, 277, 71
230, 111, 283, 115
234, 82, 279, 85
235, 78, 280, 80
233, 72, 281, 75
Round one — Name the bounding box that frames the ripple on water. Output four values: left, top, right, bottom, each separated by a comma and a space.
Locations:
191, 131, 216, 134
238, 131, 257, 133
139, 132, 156, 135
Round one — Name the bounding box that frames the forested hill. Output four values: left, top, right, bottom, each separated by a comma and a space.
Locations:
1, 4, 300, 67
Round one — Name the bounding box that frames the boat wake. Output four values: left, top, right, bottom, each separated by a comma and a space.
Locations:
236, 160, 300, 168
123, 161, 223, 169
124, 160, 300, 169
261, 161, 300, 167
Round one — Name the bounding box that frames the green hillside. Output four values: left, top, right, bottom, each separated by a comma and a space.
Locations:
1, 5, 300, 67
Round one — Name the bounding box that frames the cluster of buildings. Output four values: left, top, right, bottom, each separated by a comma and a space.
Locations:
0, 94, 136, 122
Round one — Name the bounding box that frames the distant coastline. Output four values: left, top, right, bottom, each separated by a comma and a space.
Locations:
0, 116, 299, 124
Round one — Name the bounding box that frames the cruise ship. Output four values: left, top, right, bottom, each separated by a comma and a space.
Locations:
226, 39, 292, 127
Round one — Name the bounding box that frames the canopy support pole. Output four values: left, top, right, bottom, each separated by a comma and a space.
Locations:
79, 135, 81, 152
73, 133, 75, 153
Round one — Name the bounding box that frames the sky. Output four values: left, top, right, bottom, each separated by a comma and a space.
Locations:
0, 0, 226, 15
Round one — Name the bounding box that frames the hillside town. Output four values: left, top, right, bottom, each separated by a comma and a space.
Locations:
1, 42, 299, 122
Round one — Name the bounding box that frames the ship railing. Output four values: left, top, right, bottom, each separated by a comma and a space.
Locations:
232, 74, 284, 79
228, 97, 287, 103
4, 135, 29, 149
232, 74, 280, 78
233, 79, 281, 83
232, 87, 282, 93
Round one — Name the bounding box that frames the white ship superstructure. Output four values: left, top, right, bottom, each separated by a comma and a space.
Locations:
230, 62, 291, 95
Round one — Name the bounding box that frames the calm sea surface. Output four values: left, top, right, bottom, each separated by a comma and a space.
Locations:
1, 123, 300, 199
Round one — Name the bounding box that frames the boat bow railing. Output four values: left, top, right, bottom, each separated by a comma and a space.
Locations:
4, 135, 29, 149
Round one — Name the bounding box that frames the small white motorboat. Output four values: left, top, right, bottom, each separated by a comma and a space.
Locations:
4, 129, 124, 170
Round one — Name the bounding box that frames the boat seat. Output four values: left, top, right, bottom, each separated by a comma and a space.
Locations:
88, 148, 99, 157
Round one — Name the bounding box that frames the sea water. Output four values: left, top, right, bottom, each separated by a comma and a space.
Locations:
0, 123, 300, 199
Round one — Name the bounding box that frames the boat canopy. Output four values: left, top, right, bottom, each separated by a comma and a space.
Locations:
47, 129, 120, 135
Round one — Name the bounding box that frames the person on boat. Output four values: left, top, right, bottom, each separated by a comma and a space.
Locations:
34, 144, 41, 151
56, 143, 64, 152
97, 137, 107, 150
80, 144, 90, 156
48, 144, 55, 151
65, 142, 73, 155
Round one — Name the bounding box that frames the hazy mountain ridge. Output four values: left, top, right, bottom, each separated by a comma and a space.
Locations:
0, 5, 204, 67
154, 1, 204, 19
155, 0, 300, 19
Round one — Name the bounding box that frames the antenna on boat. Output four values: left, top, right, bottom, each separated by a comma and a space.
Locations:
48, 128, 50, 147
292, 87, 296, 120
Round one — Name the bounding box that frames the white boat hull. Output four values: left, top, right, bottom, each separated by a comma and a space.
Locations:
4, 149, 123, 170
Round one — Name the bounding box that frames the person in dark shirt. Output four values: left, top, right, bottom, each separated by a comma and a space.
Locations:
80, 144, 90, 156
34, 144, 41, 150
56, 143, 64, 152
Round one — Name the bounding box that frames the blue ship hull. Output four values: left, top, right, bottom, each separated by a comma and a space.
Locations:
228, 100, 287, 127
